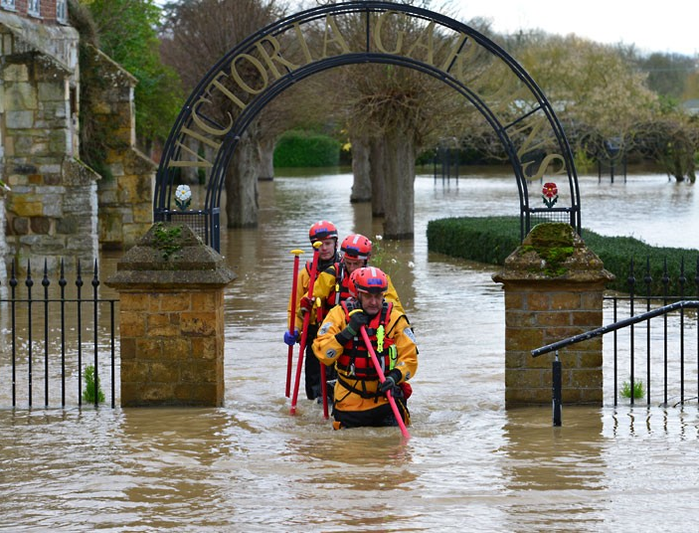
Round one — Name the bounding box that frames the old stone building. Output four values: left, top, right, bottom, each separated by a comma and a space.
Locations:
0, 0, 154, 274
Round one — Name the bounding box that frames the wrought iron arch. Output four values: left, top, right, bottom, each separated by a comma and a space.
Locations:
154, 1, 581, 251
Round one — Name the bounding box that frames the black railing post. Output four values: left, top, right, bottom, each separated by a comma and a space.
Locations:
92, 260, 100, 408
110, 300, 116, 408
628, 259, 636, 406
26, 260, 33, 407
42, 259, 50, 407
455, 147, 459, 184
613, 296, 618, 406
76, 260, 83, 405
552, 351, 562, 427
644, 257, 652, 404
10, 261, 17, 407
59, 260, 67, 407
679, 258, 686, 404
662, 258, 669, 405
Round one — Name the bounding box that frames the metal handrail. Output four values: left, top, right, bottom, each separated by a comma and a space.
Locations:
531, 300, 699, 358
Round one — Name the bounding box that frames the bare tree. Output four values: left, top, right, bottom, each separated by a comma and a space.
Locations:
311, 8, 473, 238
160, 0, 288, 227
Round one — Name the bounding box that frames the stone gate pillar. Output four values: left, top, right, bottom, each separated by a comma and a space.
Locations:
107, 223, 236, 407
492, 223, 614, 407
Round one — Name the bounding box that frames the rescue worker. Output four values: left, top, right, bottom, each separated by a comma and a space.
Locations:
312, 233, 405, 317
284, 220, 340, 400
313, 267, 418, 429
305, 233, 404, 405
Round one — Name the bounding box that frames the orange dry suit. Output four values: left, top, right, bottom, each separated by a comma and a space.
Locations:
287, 252, 339, 400
313, 300, 418, 428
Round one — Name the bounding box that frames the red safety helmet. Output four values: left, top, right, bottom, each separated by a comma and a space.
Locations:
341, 233, 372, 260
309, 220, 338, 244
348, 267, 388, 296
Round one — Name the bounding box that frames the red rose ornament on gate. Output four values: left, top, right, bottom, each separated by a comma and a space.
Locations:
542, 182, 558, 208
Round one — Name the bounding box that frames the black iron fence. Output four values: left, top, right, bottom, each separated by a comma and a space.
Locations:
533, 255, 699, 411
0, 259, 118, 408
4, 254, 698, 411
604, 257, 699, 407
432, 146, 461, 184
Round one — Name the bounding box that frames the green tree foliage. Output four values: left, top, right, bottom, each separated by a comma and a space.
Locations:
682, 70, 699, 101
637, 52, 697, 99
502, 33, 699, 179
273, 130, 341, 167
514, 34, 658, 141
77, 0, 184, 152
635, 109, 699, 182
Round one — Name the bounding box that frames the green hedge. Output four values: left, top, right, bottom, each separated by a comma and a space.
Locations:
273, 130, 340, 168
427, 216, 699, 296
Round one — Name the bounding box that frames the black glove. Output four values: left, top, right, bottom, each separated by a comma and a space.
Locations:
379, 369, 403, 395
335, 309, 368, 344
347, 309, 368, 336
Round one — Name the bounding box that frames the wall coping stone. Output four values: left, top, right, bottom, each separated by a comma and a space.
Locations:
106, 222, 236, 289
493, 222, 615, 285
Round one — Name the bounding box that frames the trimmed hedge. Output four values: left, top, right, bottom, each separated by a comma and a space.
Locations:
273, 129, 341, 168
427, 216, 699, 296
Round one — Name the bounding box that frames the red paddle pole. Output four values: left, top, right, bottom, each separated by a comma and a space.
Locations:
360, 326, 411, 440
290, 241, 321, 415
286, 249, 304, 398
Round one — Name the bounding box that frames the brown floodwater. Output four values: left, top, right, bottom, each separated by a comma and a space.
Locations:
1, 168, 698, 531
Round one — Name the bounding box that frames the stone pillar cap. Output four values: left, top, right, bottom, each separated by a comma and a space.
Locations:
492, 222, 615, 284
106, 222, 236, 289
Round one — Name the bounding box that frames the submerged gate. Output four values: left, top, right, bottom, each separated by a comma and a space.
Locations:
153, 1, 581, 250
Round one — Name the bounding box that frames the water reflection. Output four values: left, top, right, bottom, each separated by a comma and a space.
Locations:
503, 407, 606, 492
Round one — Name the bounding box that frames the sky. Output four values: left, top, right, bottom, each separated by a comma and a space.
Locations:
154, 1, 699, 57
434, 0, 699, 56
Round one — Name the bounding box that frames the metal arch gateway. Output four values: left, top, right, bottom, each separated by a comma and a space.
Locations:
154, 1, 581, 251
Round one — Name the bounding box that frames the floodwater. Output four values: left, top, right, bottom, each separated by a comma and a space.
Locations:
1, 168, 699, 531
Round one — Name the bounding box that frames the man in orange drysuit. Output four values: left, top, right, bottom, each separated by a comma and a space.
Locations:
313, 267, 418, 429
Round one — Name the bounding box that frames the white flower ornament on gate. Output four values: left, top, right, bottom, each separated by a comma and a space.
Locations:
175, 184, 192, 211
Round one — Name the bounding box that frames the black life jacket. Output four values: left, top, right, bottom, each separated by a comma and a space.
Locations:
303, 252, 340, 322
305, 251, 340, 277
336, 300, 394, 380
321, 262, 352, 314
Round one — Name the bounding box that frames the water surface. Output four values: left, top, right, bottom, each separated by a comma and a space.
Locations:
1, 169, 698, 531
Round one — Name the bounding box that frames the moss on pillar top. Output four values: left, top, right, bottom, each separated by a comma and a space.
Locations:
106, 222, 236, 289
493, 223, 615, 284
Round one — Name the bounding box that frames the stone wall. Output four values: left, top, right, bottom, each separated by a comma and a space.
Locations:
0, 11, 99, 272
0, 13, 154, 270
84, 45, 156, 250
